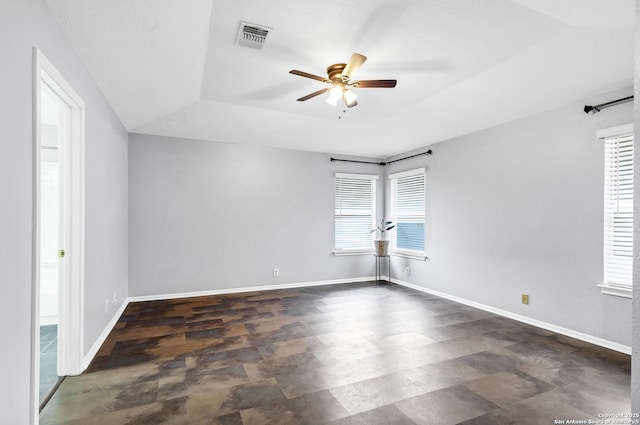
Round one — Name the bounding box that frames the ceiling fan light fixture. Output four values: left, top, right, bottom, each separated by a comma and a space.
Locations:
325, 96, 338, 107
326, 85, 343, 106
343, 89, 357, 108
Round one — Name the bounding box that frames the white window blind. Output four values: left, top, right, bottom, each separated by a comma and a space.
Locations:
390, 169, 425, 253
604, 132, 634, 290
335, 173, 377, 251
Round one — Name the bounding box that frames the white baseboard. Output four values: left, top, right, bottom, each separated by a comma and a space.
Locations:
82, 299, 130, 371
39, 316, 58, 326
391, 278, 631, 355
127, 276, 377, 303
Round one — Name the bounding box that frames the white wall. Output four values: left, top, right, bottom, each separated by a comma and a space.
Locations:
128, 133, 384, 296
0, 0, 128, 422
385, 87, 634, 348
129, 86, 634, 349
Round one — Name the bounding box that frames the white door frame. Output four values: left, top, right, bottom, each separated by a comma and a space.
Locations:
31, 47, 85, 423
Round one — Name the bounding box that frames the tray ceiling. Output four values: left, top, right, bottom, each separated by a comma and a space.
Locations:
45, 0, 634, 157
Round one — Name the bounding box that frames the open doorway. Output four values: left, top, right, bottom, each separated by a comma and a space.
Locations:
38, 80, 64, 405
32, 48, 85, 417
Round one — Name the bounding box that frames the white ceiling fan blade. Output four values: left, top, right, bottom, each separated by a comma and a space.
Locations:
342, 53, 367, 80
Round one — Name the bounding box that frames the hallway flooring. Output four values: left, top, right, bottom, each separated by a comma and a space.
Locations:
40, 324, 60, 405
40, 282, 631, 424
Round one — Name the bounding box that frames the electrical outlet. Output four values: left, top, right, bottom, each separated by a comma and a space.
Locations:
273, 268, 279, 277
522, 294, 529, 305
105, 298, 109, 312
405, 266, 410, 276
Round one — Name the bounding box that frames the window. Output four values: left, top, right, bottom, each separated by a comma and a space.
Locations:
334, 173, 377, 254
601, 126, 633, 297
390, 168, 426, 257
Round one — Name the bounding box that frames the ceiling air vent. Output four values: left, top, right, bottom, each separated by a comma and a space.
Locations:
236, 22, 271, 49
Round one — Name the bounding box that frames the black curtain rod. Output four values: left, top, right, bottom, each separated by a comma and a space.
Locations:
330, 149, 432, 166
330, 158, 387, 166
386, 150, 432, 165
584, 95, 633, 114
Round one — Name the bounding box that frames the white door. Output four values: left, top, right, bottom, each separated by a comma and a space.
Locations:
33, 48, 85, 420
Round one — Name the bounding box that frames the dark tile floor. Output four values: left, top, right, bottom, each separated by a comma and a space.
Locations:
40, 324, 60, 405
40, 282, 631, 424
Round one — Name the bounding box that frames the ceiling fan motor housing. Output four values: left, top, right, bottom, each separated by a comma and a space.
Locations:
327, 63, 347, 83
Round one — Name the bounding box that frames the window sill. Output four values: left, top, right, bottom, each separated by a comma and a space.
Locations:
596, 283, 632, 299
333, 249, 375, 257
390, 249, 428, 261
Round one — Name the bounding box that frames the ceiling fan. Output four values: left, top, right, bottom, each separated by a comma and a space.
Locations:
289, 53, 397, 108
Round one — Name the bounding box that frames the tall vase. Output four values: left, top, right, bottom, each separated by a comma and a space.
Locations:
374, 240, 389, 256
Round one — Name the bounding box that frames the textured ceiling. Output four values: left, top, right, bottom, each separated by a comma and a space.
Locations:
45, 0, 635, 158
